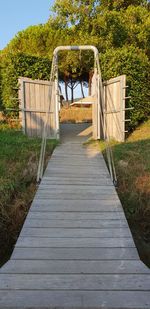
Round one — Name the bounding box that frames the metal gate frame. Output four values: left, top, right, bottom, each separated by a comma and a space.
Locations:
37, 45, 127, 182
52, 45, 103, 140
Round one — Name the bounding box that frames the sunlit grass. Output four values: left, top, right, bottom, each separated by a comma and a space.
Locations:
60, 106, 92, 123
99, 119, 150, 266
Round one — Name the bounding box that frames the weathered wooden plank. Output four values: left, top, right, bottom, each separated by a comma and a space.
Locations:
31, 198, 123, 208
34, 193, 118, 200
1, 290, 150, 309
30, 205, 123, 212
51, 155, 103, 159
28, 211, 125, 220
0, 274, 150, 290
48, 162, 108, 169
49, 158, 105, 163
45, 162, 107, 169
23, 219, 128, 228
30, 207, 123, 213
1, 260, 148, 275
20, 227, 131, 238
0, 290, 150, 309
37, 185, 115, 192
30, 199, 123, 211
46, 167, 108, 173
50, 160, 105, 165
43, 174, 111, 179
50, 154, 105, 160
16, 237, 135, 248
30, 206, 123, 213
11, 247, 139, 260
44, 172, 111, 179
44, 168, 109, 175
53, 148, 103, 153
50, 151, 96, 156
45, 164, 109, 170
43, 172, 110, 179
41, 176, 112, 186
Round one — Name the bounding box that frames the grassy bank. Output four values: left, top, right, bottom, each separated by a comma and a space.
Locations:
0, 123, 57, 266
100, 119, 150, 267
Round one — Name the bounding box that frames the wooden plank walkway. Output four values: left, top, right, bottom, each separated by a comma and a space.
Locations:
0, 124, 150, 308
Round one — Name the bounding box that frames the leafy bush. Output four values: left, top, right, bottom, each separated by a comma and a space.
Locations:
100, 45, 150, 129
0, 64, 2, 109
1, 53, 51, 110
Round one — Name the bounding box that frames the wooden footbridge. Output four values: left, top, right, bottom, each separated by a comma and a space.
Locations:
0, 45, 150, 308
0, 124, 150, 308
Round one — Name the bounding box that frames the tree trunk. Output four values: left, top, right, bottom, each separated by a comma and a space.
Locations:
64, 80, 69, 102
71, 83, 74, 103
88, 71, 93, 96
80, 81, 85, 98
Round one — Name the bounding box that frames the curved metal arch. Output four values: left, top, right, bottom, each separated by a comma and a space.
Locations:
53, 45, 99, 58
52, 45, 102, 140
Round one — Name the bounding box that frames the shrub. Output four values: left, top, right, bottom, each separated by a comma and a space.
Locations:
1, 53, 51, 110
100, 45, 150, 129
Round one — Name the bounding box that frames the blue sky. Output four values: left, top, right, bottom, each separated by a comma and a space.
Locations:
0, 0, 54, 50
0, 0, 88, 98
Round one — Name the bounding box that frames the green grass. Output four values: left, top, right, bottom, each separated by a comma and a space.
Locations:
99, 119, 150, 266
0, 123, 58, 265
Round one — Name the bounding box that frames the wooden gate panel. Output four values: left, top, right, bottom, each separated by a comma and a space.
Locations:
103, 75, 126, 142
19, 77, 57, 139
92, 74, 126, 142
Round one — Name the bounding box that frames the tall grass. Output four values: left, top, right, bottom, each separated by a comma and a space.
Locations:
0, 123, 57, 266
100, 119, 150, 266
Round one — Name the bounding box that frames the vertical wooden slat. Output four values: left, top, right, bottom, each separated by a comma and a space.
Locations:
116, 80, 122, 141
18, 78, 23, 132
120, 75, 126, 141
113, 82, 117, 140
25, 82, 31, 136
30, 83, 36, 137
47, 86, 52, 138
45, 85, 49, 138
51, 82, 56, 138
35, 83, 40, 137
39, 84, 45, 137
